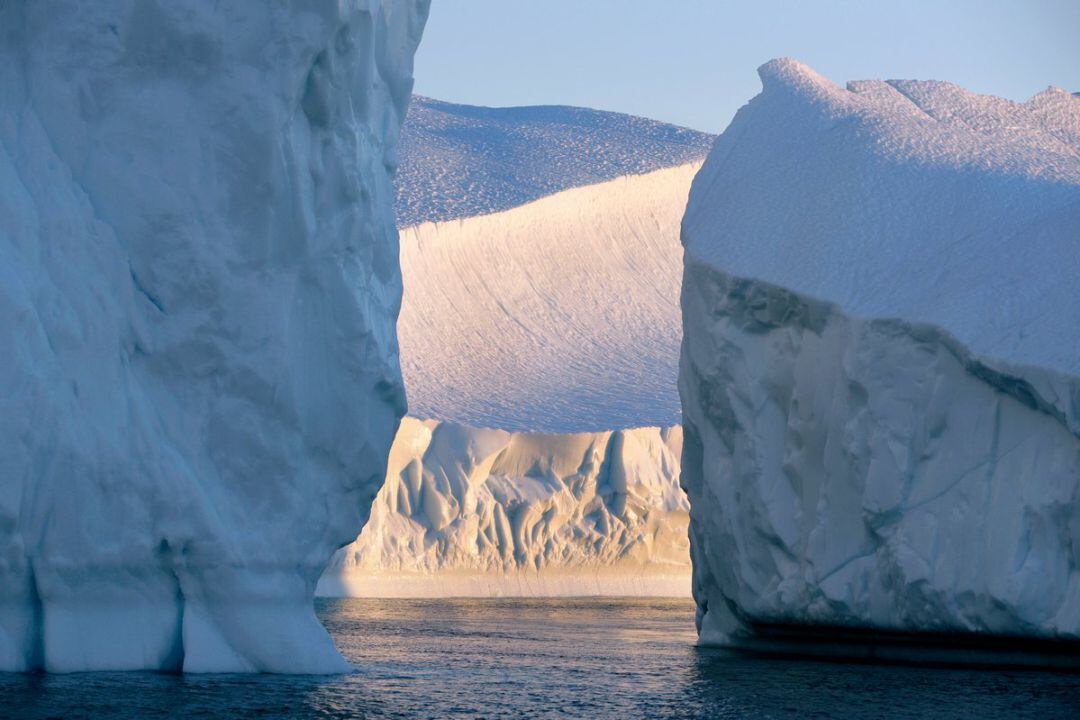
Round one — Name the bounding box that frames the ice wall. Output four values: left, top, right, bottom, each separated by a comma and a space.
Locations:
0, 0, 427, 672
320, 419, 690, 597
680, 59, 1080, 645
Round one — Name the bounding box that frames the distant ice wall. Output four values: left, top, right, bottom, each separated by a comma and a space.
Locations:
0, 0, 427, 672
680, 60, 1080, 645
319, 419, 690, 598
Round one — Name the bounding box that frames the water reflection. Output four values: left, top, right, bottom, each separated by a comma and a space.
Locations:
2, 598, 1078, 719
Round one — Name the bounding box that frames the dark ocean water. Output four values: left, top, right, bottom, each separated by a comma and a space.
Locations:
3, 597, 1080, 719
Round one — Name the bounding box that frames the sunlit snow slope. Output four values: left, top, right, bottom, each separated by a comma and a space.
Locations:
399, 163, 699, 434
394, 96, 713, 226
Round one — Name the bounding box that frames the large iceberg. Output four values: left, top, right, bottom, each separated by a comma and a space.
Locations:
680, 59, 1080, 649
320, 418, 689, 597
0, 0, 427, 672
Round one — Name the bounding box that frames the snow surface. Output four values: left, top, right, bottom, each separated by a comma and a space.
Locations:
0, 0, 427, 672
684, 58, 1080, 377
319, 418, 689, 598
680, 59, 1080, 645
399, 163, 699, 433
394, 96, 713, 227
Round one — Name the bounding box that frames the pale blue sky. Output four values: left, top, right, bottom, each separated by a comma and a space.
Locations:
413, 0, 1080, 133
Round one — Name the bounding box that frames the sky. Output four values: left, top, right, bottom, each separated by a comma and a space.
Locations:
412, 0, 1080, 133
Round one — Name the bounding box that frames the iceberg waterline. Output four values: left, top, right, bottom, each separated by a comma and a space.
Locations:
680, 59, 1080, 647
1, 0, 428, 672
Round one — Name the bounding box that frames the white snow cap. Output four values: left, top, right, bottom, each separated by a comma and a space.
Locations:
684, 57, 1080, 376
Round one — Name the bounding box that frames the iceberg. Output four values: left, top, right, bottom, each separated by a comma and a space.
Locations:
0, 0, 427, 672
320, 418, 690, 597
680, 59, 1080, 649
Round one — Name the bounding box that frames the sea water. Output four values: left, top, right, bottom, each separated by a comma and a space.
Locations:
3, 598, 1079, 719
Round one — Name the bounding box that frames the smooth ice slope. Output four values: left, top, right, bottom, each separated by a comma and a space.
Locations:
395, 97, 713, 227
684, 59, 1080, 377
680, 59, 1080, 646
0, 1, 427, 672
400, 163, 699, 433
319, 418, 690, 597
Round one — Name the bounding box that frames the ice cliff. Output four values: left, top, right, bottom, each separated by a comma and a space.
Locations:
320, 419, 689, 597
0, 0, 427, 672
680, 59, 1080, 646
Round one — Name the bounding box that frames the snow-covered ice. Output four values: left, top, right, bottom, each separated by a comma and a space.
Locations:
319, 112, 703, 596
684, 58, 1080, 377
680, 59, 1080, 646
319, 418, 690, 598
0, 0, 427, 672
394, 97, 713, 227
316, 113, 703, 596
400, 163, 700, 433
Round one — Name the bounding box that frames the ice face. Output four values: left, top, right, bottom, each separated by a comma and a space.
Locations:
680, 60, 1080, 644
319, 418, 690, 598
0, 0, 427, 672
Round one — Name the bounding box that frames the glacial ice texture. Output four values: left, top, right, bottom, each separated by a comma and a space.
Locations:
320, 419, 690, 598
680, 59, 1080, 644
0, 0, 427, 672
394, 97, 713, 227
